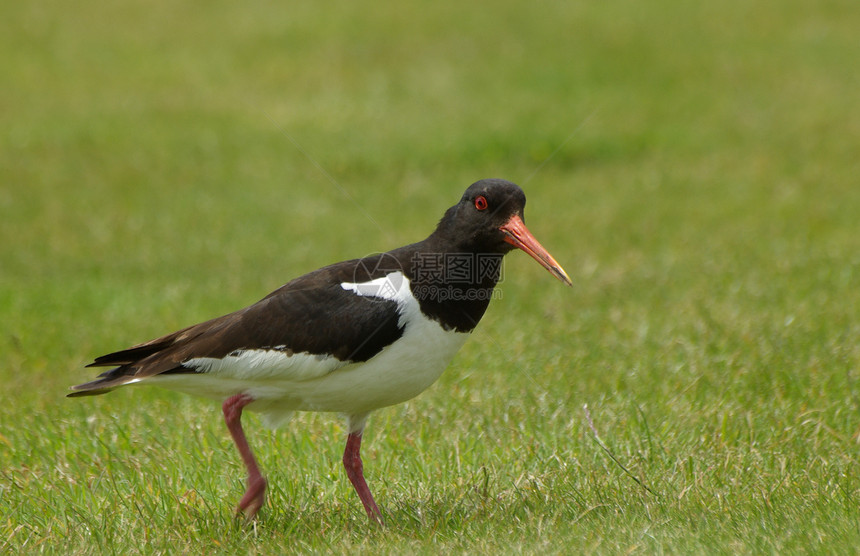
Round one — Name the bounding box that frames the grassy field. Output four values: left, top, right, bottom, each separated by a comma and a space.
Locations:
2, 0, 859, 553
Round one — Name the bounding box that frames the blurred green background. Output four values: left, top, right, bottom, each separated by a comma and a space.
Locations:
2, 0, 858, 553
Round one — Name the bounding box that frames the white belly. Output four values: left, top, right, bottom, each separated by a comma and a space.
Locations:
255, 320, 468, 414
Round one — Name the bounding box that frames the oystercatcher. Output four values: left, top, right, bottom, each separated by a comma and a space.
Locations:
70, 178, 571, 524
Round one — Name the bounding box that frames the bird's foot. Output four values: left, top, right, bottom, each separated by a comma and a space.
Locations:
368, 507, 385, 527
235, 474, 267, 521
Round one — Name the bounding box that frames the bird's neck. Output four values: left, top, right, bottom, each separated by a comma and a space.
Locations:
389, 239, 504, 333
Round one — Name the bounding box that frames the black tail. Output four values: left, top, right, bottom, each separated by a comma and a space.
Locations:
68, 364, 138, 397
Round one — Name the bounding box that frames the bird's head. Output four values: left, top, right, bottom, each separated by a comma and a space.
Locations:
434, 179, 572, 286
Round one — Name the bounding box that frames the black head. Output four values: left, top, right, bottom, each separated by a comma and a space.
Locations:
432, 179, 525, 252
431, 179, 572, 285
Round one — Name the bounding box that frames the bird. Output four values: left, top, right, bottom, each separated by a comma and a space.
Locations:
69, 178, 571, 524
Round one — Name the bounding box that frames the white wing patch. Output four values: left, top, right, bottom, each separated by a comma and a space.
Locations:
186, 349, 345, 381
341, 271, 417, 329
340, 272, 409, 302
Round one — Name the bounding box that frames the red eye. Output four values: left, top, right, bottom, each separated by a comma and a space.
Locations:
474, 195, 488, 211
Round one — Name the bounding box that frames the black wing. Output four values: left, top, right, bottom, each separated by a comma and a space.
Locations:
69, 256, 405, 396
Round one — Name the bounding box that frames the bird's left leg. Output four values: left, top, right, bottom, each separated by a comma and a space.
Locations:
222, 393, 267, 519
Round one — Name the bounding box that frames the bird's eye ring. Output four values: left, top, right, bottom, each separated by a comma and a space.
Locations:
474, 195, 488, 211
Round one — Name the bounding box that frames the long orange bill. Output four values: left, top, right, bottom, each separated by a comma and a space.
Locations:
499, 214, 572, 286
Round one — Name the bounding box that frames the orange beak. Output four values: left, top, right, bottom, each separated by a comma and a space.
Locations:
499, 214, 572, 286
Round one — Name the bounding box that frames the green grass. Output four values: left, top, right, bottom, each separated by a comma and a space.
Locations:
2, 0, 859, 552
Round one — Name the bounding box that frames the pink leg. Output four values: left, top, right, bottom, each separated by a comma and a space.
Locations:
222, 393, 267, 519
343, 432, 384, 525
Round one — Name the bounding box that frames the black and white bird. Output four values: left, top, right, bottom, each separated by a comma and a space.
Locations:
70, 178, 571, 524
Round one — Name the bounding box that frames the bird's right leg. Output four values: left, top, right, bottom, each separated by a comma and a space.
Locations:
343, 429, 384, 525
